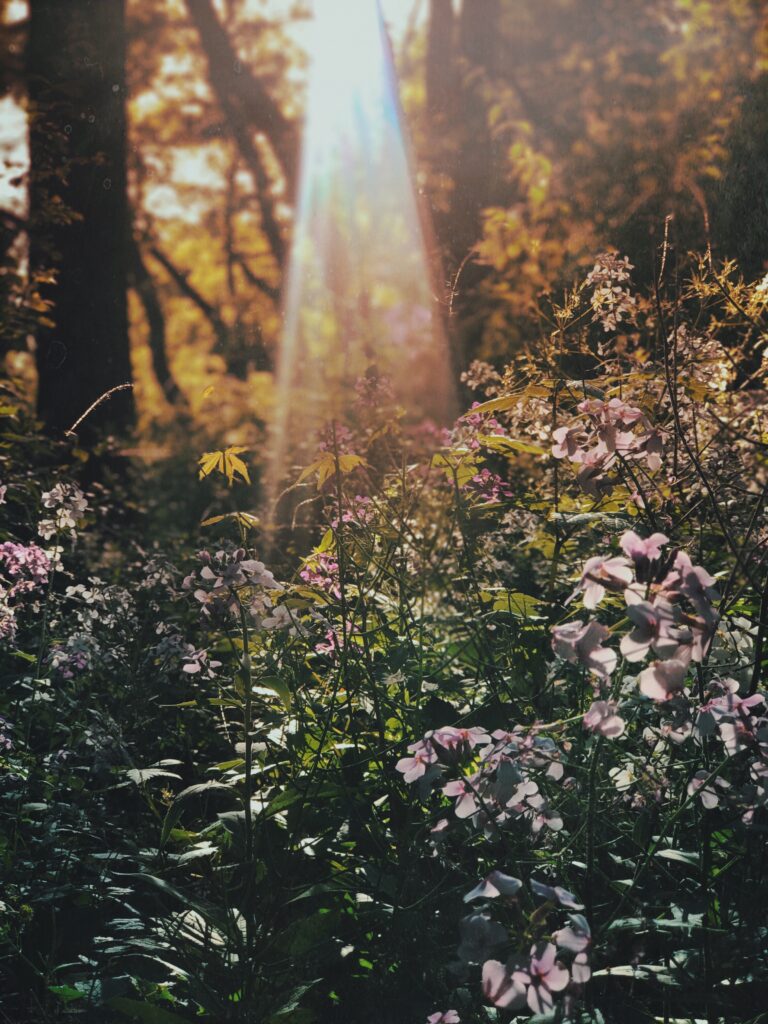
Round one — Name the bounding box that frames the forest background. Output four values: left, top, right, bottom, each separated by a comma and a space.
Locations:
2, 0, 767, 453
2, 3, 768, 1024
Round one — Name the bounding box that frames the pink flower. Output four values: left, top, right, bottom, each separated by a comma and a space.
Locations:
482, 960, 527, 1010
575, 450, 614, 498
464, 870, 523, 903
687, 770, 730, 809
620, 593, 683, 662
0, 541, 51, 596
572, 555, 633, 609
620, 529, 669, 564
551, 426, 585, 461
512, 943, 570, 1015
671, 552, 719, 623
427, 1012, 460, 1024
432, 725, 491, 755
530, 880, 584, 910
395, 738, 438, 783
638, 655, 690, 701
551, 619, 617, 679
639, 429, 664, 471
553, 914, 591, 953
583, 700, 626, 738
572, 951, 592, 984
443, 777, 480, 818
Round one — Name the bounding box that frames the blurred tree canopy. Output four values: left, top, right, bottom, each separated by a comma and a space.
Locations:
1, 0, 766, 438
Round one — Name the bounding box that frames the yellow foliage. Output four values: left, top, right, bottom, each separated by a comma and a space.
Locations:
198, 446, 251, 486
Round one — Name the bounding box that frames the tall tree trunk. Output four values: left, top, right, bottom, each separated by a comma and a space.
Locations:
28, 0, 134, 438
426, 0, 457, 123
452, 0, 501, 265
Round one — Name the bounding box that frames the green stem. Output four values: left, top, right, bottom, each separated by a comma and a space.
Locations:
238, 600, 254, 870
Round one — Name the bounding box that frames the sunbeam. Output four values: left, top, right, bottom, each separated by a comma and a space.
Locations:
270, 0, 455, 499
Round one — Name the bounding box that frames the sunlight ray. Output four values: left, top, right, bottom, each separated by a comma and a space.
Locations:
270, 0, 454, 499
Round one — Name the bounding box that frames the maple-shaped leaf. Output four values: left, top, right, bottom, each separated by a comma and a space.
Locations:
297, 451, 365, 489
198, 446, 251, 486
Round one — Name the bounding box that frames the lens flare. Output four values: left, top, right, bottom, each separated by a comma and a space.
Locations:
270, 0, 454, 499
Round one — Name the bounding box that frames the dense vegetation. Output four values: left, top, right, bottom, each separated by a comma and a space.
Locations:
3, 252, 768, 1022
2, 1, 768, 1022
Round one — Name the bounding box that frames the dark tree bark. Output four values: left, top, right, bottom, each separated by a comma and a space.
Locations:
452, 0, 502, 263
426, 0, 457, 123
28, 0, 134, 438
714, 73, 768, 282
185, 0, 298, 269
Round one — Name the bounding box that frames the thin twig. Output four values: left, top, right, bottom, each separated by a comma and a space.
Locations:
65, 383, 133, 436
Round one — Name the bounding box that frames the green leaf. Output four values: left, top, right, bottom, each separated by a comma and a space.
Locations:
214, 758, 246, 772
201, 510, 260, 530
481, 589, 544, 617
124, 768, 181, 787
107, 996, 189, 1023
260, 675, 293, 710
268, 981, 320, 1021
48, 985, 84, 1004
479, 434, 547, 456
655, 849, 700, 867
431, 450, 479, 487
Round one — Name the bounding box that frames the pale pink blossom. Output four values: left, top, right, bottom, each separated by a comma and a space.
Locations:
530, 880, 584, 910
583, 700, 625, 738
572, 555, 633, 609
620, 593, 684, 662
512, 943, 570, 1015
552, 425, 585, 461
553, 914, 591, 953
443, 777, 480, 818
620, 530, 669, 564
687, 770, 730, 809
572, 951, 592, 984
395, 738, 438, 783
464, 870, 523, 903
551, 619, 617, 679
638, 656, 690, 701
482, 960, 527, 1010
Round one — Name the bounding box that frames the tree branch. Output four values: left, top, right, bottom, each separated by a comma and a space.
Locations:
128, 237, 187, 406
184, 0, 297, 267
149, 244, 231, 351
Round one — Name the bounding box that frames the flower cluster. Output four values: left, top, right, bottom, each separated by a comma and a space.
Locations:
183, 547, 278, 622
691, 680, 768, 822
38, 483, 88, 541
554, 530, 719, 707
585, 251, 636, 332
552, 397, 663, 499
465, 468, 513, 504
299, 552, 341, 599
396, 724, 566, 836
314, 619, 358, 659
460, 360, 502, 397
0, 541, 51, 645
452, 404, 506, 451
0, 541, 51, 597
181, 646, 223, 679
329, 494, 375, 529
49, 635, 97, 680
454, 872, 591, 1016
0, 715, 12, 752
